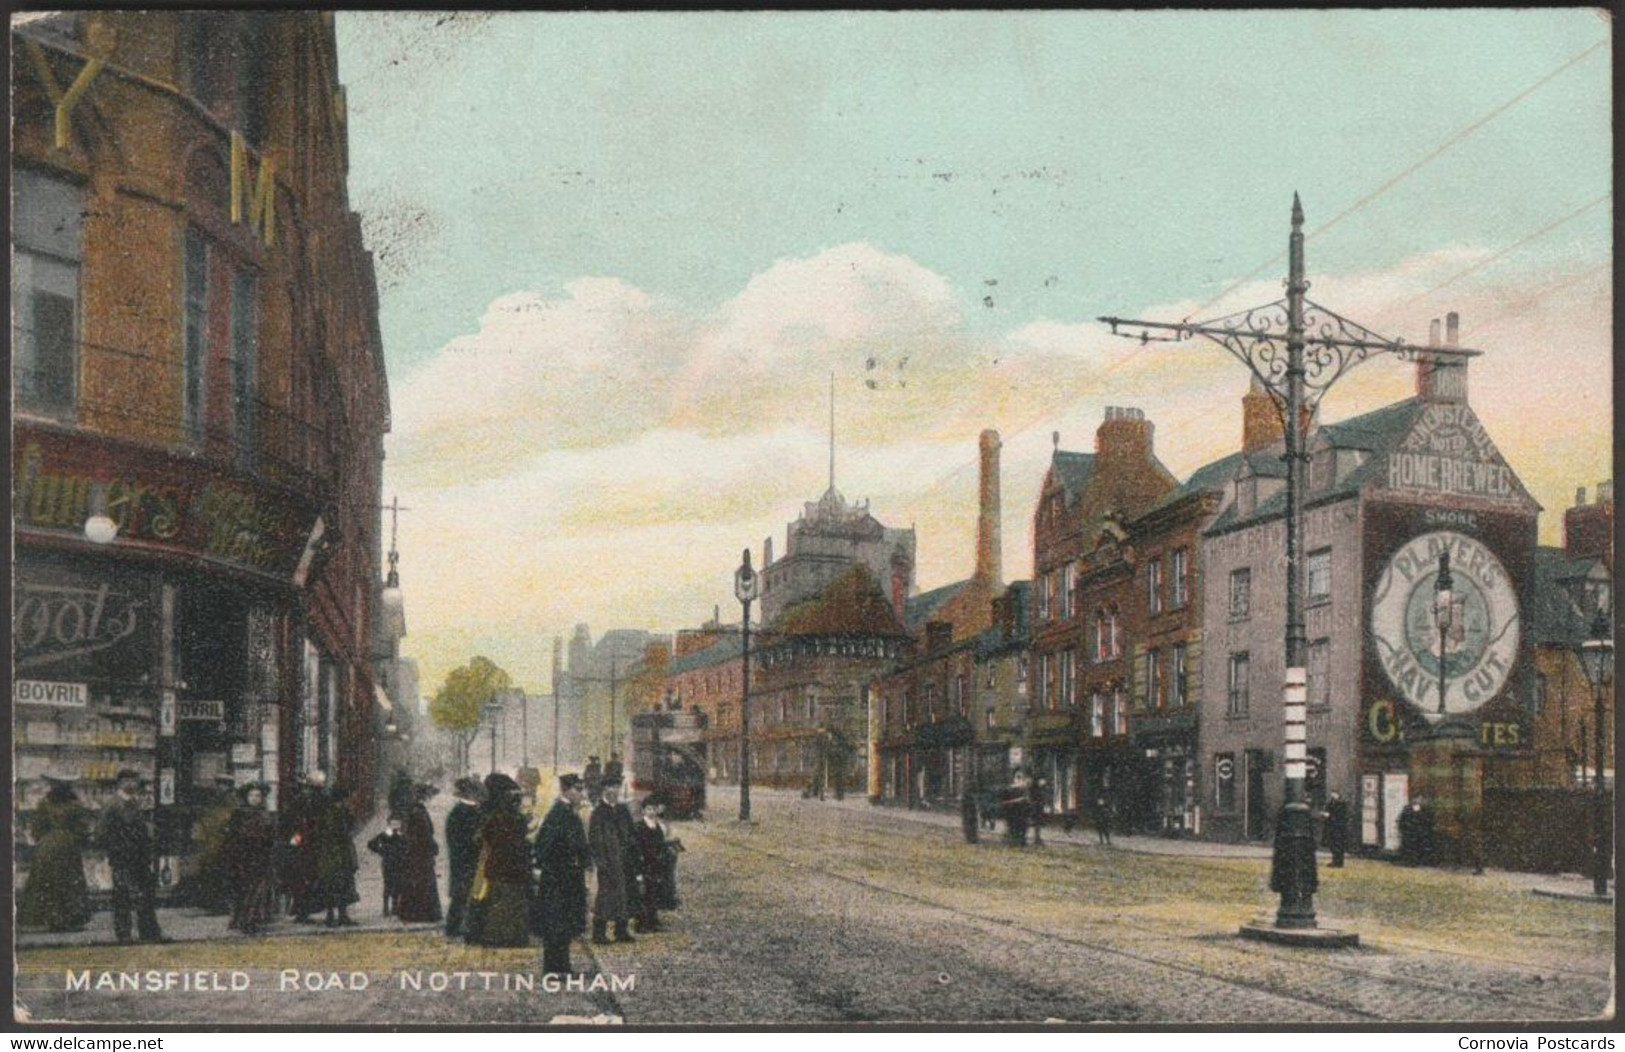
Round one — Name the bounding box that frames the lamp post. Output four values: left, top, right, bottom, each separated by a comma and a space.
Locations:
735, 548, 760, 822
1578, 609, 1613, 898
1434, 551, 1454, 715
1101, 195, 1474, 943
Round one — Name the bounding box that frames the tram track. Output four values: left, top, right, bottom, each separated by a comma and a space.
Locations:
691, 820, 1609, 1023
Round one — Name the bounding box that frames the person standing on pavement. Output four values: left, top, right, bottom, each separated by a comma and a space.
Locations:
630, 796, 673, 933
366, 818, 408, 916
534, 773, 590, 976
192, 775, 239, 915
226, 783, 280, 935
1093, 795, 1113, 846
588, 778, 636, 944
1322, 791, 1350, 868
959, 785, 980, 844
467, 773, 531, 947
97, 769, 168, 944
315, 784, 360, 927
395, 784, 443, 923
1028, 773, 1049, 846
19, 777, 92, 933
1000, 772, 1031, 847
444, 777, 484, 938
282, 772, 326, 922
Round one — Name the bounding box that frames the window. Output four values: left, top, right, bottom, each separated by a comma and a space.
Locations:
1095, 607, 1121, 661
985, 707, 995, 730
1215, 753, 1236, 811
184, 228, 210, 442
1037, 572, 1052, 622
1307, 638, 1331, 710
12, 169, 83, 418
1147, 558, 1163, 616
1109, 607, 1122, 660
1090, 693, 1104, 738
1227, 652, 1251, 717
1017, 655, 1028, 695
955, 674, 967, 716
1113, 689, 1129, 735
1171, 548, 1189, 609
1171, 643, 1188, 708
1062, 564, 1077, 619
1229, 568, 1252, 620
1059, 650, 1074, 709
1307, 548, 1332, 606
1144, 649, 1161, 711
1034, 653, 1048, 709
231, 268, 259, 466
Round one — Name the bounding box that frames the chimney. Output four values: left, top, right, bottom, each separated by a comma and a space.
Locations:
975, 429, 1002, 585
1242, 377, 1284, 454
1096, 406, 1153, 466
1417, 312, 1469, 403
764, 535, 773, 567
890, 549, 910, 624
1564, 480, 1615, 564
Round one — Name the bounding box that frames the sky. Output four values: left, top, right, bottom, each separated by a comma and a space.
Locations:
332, 10, 1613, 697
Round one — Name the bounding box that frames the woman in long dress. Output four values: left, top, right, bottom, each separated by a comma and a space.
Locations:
466, 773, 530, 947
394, 784, 443, 923
227, 783, 280, 935
18, 780, 91, 932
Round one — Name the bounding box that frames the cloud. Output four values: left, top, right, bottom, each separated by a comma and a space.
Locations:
387, 241, 1610, 693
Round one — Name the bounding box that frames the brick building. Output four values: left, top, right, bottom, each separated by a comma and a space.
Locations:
1029, 408, 1177, 819
12, 12, 389, 893
1199, 318, 1540, 857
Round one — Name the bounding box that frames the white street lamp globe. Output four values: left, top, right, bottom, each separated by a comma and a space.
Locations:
84, 513, 119, 545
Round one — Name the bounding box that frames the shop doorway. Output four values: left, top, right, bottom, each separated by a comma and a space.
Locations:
1245, 748, 1270, 840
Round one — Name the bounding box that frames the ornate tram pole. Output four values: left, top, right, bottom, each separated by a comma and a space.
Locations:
1100, 194, 1478, 943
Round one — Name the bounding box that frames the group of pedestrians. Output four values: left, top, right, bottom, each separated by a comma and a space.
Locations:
443, 768, 682, 979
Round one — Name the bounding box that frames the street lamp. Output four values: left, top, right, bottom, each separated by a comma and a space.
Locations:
83, 482, 118, 544
1101, 195, 1468, 944
1578, 609, 1613, 898
734, 548, 760, 822
1434, 551, 1454, 715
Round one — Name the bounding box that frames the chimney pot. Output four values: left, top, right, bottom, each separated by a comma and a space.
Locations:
1599, 481, 1613, 505
1429, 319, 1441, 347
1578, 486, 1589, 507
1445, 312, 1460, 347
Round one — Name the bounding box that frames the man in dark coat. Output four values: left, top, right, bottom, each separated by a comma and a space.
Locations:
960, 785, 980, 844
97, 769, 166, 944
533, 773, 590, 975
1322, 791, 1350, 868
443, 777, 484, 938
366, 818, 408, 916
1028, 773, 1049, 846
588, 777, 636, 944
315, 784, 360, 927
999, 774, 1031, 847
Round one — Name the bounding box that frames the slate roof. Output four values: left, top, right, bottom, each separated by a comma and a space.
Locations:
1051, 451, 1098, 502
665, 634, 742, 676
1532, 546, 1608, 647
904, 578, 972, 631
1207, 397, 1429, 535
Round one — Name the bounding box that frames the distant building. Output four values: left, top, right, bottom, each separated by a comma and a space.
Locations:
565, 626, 671, 765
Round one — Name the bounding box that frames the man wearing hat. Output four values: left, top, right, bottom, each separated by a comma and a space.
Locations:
97, 769, 167, 944
533, 773, 590, 976
443, 776, 484, 938
587, 775, 636, 944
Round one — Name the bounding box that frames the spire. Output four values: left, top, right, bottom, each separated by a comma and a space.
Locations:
1291, 191, 1303, 228
828, 371, 836, 495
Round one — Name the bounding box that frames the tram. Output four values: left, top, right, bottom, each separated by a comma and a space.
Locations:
628, 708, 708, 818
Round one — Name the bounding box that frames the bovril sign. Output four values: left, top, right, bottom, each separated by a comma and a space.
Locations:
15, 679, 89, 707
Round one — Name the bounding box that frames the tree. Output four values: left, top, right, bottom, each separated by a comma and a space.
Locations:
429, 656, 512, 774
624, 641, 672, 715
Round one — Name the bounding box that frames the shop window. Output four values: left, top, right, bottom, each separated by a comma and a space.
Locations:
12, 169, 83, 419
1229, 568, 1251, 621
1215, 753, 1236, 812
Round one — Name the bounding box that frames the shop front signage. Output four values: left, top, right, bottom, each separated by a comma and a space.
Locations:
179, 699, 226, 722
14, 434, 318, 581
15, 577, 145, 673
160, 690, 177, 736
14, 679, 88, 707
1384, 404, 1525, 505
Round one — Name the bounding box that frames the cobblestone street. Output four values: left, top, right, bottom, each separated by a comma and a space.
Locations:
16, 790, 1612, 1025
